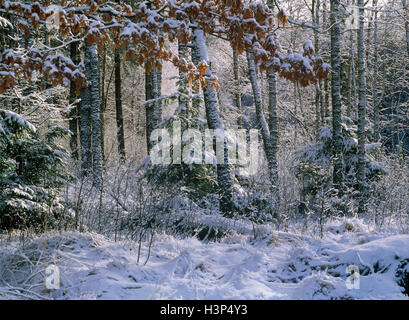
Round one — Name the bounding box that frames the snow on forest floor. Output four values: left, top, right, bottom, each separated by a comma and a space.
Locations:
0, 218, 409, 300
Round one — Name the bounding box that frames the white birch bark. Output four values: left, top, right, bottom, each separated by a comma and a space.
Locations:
247, 52, 279, 214
192, 28, 234, 216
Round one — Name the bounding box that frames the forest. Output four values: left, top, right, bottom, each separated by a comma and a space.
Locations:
0, 0, 409, 300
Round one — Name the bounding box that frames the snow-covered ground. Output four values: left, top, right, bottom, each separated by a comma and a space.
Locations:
0, 219, 408, 300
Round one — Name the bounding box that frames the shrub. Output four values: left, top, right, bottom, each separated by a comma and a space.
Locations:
0, 109, 69, 231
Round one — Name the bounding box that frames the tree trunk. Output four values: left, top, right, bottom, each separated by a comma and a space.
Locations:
373, 0, 380, 141
322, 0, 330, 124
192, 28, 234, 216
404, 0, 409, 57
247, 52, 279, 213
312, 0, 322, 137
267, 68, 280, 211
115, 44, 126, 161
145, 67, 155, 154
155, 67, 162, 127
79, 76, 91, 176
145, 65, 162, 154
69, 41, 80, 160
178, 40, 189, 114
85, 43, 103, 188
330, 0, 344, 194
357, 0, 367, 214
349, 22, 358, 121
233, 47, 243, 128
100, 45, 106, 165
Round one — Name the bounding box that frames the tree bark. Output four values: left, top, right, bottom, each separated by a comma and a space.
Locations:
115, 44, 126, 161
349, 14, 358, 120
178, 40, 189, 115
322, 0, 330, 123
192, 28, 234, 216
145, 63, 162, 154
145, 67, 155, 154
357, 0, 367, 214
69, 41, 80, 160
373, 0, 380, 141
330, 0, 344, 194
404, 0, 409, 57
247, 52, 279, 213
155, 67, 162, 127
233, 47, 243, 128
85, 43, 103, 188
79, 75, 91, 176
312, 0, 322, 137
267, 68, 280, 211
100, 45, 106, 165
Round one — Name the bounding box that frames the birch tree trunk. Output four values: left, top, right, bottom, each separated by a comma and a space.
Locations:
247, 52, 279, 214
192, 28, 234, 216
330, 0, 344, 194
357, 0, 367, 214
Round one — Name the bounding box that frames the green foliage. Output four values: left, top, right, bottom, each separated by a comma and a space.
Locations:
294, 117, 387, 214
0, 109, 69, 231
146, 116, 218, 202
145, 83, 218, 203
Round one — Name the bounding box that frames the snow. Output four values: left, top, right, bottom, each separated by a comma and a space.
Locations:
0, 109, 36, 133
304, 40, 314, 53
1, 218, 408, 300
0, 70, 15, 77
365, 143, 382, 152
